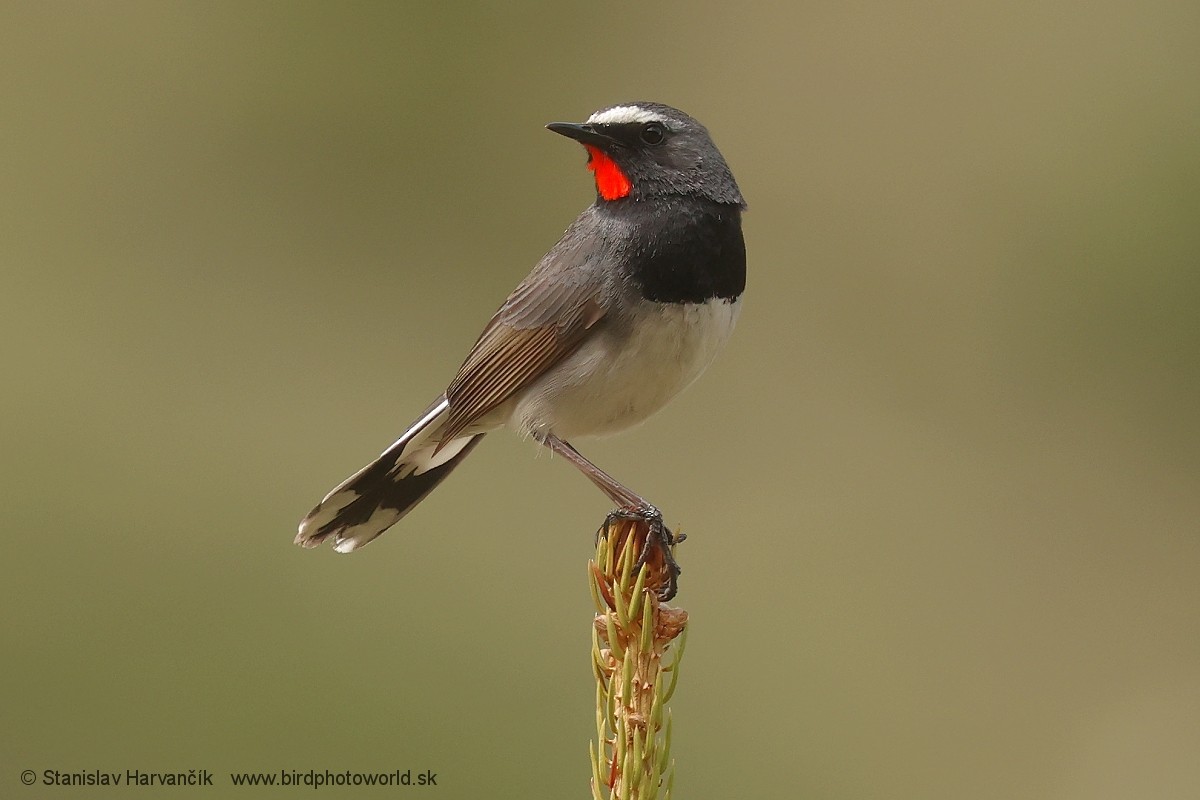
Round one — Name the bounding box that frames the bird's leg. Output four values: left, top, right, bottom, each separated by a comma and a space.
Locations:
538, 433, 640, 506
538, 433, 683, 599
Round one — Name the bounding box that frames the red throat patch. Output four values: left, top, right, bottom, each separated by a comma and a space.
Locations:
584, 145, 632, 201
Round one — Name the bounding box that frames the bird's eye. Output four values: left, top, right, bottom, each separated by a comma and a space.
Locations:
640, 123, 666, 145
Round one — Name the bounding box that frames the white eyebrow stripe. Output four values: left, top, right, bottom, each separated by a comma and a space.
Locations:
586, 105, 666, 126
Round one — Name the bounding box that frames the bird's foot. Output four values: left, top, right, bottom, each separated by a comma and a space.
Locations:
602, 504, 683, 601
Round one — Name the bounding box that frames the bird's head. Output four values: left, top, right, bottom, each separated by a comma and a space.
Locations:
547, 102, 744, 207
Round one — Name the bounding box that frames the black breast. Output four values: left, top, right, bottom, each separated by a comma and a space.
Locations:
617, 198, 746, 304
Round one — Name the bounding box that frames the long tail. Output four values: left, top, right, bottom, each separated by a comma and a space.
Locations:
295, 396, 484, 553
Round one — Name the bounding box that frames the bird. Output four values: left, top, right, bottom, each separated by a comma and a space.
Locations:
296, 101, 746, 598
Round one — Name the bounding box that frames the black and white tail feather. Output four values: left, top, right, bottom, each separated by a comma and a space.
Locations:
295, 396, 484, 553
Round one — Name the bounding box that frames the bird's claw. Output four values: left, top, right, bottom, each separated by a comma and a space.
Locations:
602, 504, 682, 601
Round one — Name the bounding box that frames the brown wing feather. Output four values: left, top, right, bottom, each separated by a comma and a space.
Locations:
439, 284, 606, 445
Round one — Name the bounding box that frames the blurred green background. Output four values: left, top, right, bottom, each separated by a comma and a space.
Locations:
3, 2, 1198, 798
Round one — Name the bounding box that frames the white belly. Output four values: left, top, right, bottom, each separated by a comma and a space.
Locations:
509, 297, 741, 439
